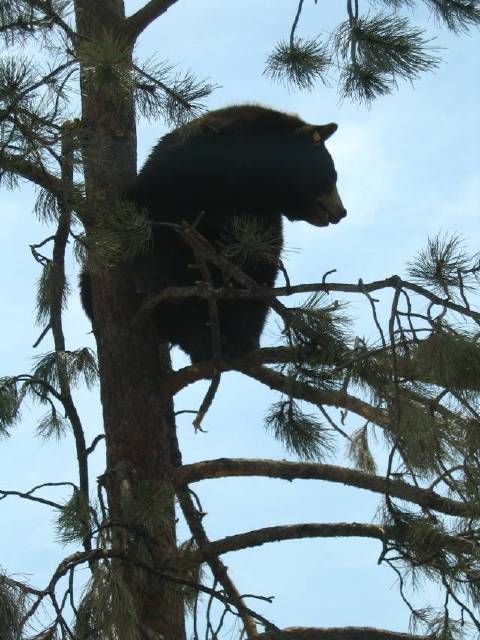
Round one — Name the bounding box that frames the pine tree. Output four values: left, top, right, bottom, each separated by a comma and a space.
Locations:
1, 1, 480, 639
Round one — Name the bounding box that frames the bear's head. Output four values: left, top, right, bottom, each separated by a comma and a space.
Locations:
179, 109, 347, 228
280, 122, 346, 227
135, 105, 347, 229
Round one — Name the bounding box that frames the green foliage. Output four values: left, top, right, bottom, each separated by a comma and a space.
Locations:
265, 399, 336, 461
36, 407, 69, 441
65, 347, 99, 390
36, 261, 70, 324
33, 188, 62, 223
85, 200, 151, 270
0, 54, 36, 102
74, 564, 138, 640
56, 489, 91, 545
0, 52, 70, 179
407, 234, 477, 296
0, 574, 26, 640
286, 294, 351, 358
36, 262, 70, 324
134, 56, 214, 126
339, 61, 394, 101
424, 0, 480, 32
410, 608, 466, 640
414, 327, 480, 391
177, 539, 205, 614
0, 377, 20, 437
219, 215, 283, 267
347, 425, 377, 473
266, 0, 479, 100
264, 37, 331, 90
32, 348, 98, 393
0, 0, 70, 44
126, 480, 175, 537
346, 340, 392, 398
388, 398, 446, 476
334, 14, 439, 100
76, 31, 133, 96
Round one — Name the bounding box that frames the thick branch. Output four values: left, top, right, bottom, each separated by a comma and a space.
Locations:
125, 0, 180, 41
189, 521, 476, 564
176, 458, 477, 518
256, 628, 432, 640
191, 522, 387, 562
164, 350, 388, 429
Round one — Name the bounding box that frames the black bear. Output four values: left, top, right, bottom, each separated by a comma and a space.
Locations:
80, 104, 346, 363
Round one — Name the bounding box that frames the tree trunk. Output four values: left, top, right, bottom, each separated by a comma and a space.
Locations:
74, 1, 186, 637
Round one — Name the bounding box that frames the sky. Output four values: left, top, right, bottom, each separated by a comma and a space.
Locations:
0, 0, 479, 636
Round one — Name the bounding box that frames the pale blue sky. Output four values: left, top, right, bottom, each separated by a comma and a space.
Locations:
0, 0, 479, 635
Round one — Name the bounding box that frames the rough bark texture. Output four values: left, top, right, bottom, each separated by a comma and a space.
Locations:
255, 628, 433, 640
74, 1, 185, 637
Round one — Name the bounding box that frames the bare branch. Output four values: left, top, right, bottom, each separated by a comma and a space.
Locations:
125, 0, 180, 42
191, 522, 388, 563
188, 521, 477, 565
0, 488, 63, 510
142, 274, 480, 323
256, 627, 432, 640
176, 458, 477, 519
177, 487, 265, 637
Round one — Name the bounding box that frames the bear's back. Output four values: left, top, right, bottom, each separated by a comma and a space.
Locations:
131, 105, 307, 216
164, 104, 305, 142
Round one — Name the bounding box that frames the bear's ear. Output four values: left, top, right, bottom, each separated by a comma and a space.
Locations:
294, 123, 338, 144
312, 123, 338, 143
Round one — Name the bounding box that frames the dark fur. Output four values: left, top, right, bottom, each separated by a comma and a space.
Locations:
80, 104, 346, 363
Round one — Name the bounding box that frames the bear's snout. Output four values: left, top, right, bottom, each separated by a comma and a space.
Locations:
311, 185, 347, 227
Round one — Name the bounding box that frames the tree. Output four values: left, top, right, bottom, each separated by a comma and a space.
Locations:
0, 1, 479, 639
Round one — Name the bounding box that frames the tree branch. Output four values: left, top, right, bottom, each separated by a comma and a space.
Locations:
1, 152, 86, 215
0, 488, 63, 510
188, 521, 477, 564
243, 365, 386, 426
142, 274, 480, 323
176, 458, 477, 518
125, 0, 180, 42
164, 349, 388, 430
190, 522, 387, 563
256, 627, 432, 640
177, 486, 265, 637
1, 153, 65, 196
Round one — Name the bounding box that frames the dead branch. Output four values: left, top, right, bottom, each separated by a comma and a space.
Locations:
125, 0, 181, 42
176, 458, 477, 519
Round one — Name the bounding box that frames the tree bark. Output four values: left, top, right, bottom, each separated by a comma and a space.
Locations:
73, 1, 185, 637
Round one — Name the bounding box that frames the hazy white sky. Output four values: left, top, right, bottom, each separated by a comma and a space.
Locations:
0, 0, 479, 635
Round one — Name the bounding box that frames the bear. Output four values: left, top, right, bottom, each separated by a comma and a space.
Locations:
80, 104, 346, 363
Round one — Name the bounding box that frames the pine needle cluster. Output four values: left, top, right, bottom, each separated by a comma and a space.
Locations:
264, 37, 331, 90
265, 399, 336, 461
0, 575, 27, 640
75, 564, 138, 640
219, 215, 283, 267
407, 234, 478, 296
266, 0, 480, 100
32, 348, 98, 394
334, 13, 439, 101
